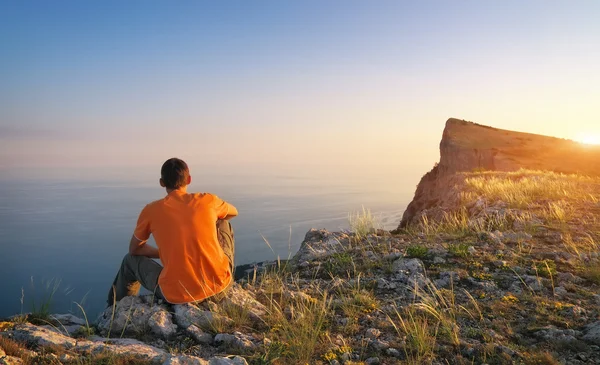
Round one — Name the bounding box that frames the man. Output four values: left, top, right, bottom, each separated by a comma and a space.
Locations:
107, 158, 238, 305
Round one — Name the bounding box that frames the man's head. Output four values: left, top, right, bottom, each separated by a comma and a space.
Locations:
160, 158, 191, 190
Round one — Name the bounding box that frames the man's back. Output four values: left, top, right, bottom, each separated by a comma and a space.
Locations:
133, 191, 236, 303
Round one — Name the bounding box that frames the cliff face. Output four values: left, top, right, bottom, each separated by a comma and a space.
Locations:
398, 118, 600, 228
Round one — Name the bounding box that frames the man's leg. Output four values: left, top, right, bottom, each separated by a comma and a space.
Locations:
217, 219, 235, 274
107, 254, 165, 306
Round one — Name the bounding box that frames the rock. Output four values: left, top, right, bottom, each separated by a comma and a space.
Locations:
554, 286, 568, 297
562, 305, 587, 318
173, 303, 232, 331
9, 323, 76, 348
392, 258, 430, 288
435, 271, 460, 288
365, 357, 380, 365
291, 229, 349, 264
370, 338, 390, 351
386, 348, 401, 357
433, 256, 446, 264
467, 246, 476, 254
0, 356, 24, 365
376, 278, 397, 290
217, 283, 267, 323
60, 354, 74, 362
187, 325, 213, 345
214, 332, 255, 350
582, 322, 600, 344
5, 323, 168, 363
51, 313, 87, 326
208, 357, 248, 365
97, 296, 176, 339
163, 355, 209, 365
149, 310, 178, 338
557, 272, 585, 284
365, 328, 381, 339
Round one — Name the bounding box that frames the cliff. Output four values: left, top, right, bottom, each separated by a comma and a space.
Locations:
398, 118, 600, 228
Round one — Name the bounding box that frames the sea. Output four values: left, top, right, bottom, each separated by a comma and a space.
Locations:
0, 167, 416, 319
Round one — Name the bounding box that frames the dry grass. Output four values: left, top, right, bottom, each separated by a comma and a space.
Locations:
463, 169, 598, 209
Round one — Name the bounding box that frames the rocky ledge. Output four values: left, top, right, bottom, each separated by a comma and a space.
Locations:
2, 120, 600, 365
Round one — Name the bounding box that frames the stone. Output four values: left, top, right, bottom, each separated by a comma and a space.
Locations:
9, 323, 76, 348
208, 357, 248, 365
433, 256, 446, 264
5, 323, 168, 363
386, 348, 401, 357
582, 322, 600, 344
435, 271, 459, 288
50, 313, 87, 326
365, 328, 381, 339
214, 332, 255, 350
173, 303, 232, 331
554, 286, 568, 297
467, 246, 476, 254
187, 325, 213, 345
0, 356, 24, 365
365, 357, 380, 365
149, 309, 178, 338
97, 296, 176, 339
163, 355, 209, 365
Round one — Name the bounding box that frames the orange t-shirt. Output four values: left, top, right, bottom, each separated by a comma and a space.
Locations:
133, 191, 236, 304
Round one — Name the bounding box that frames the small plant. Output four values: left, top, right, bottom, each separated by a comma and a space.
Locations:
447, 243, 470, 258
406, 244, 429, 258
534, 260, 557, 278
579, 265, 600, 285
323, 252, 355, 275
348, 206, 377, 240
29, 277, 61, 325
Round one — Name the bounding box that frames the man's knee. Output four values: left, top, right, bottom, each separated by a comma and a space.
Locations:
216, 219, 232, 234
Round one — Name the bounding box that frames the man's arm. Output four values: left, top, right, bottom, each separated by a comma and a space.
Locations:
129, 235, 159, 258
222, 203, 238, 220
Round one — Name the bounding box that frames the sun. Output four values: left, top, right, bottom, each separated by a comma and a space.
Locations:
577, 135, 600, 145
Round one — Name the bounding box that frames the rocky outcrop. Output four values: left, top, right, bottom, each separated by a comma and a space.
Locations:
398, 118, 600, 228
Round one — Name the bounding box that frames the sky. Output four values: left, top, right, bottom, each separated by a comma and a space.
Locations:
1, 1, 599, 179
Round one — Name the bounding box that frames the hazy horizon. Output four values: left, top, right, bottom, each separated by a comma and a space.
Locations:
2, 1, 600, 177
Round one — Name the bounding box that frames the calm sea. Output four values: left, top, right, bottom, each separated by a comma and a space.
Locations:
0, 169, 414, 318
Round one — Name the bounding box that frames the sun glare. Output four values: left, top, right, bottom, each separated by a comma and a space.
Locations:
577, 135, 600, 145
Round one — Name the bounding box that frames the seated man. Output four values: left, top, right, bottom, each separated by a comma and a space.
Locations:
107, 158, 238, 305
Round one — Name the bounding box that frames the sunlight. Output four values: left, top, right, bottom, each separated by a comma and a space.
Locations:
577, 135, 600, 145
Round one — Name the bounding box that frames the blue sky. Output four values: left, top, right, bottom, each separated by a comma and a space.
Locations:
1, 1, 599, 175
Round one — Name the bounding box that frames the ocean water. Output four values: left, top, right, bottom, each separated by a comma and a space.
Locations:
0, 169, 414, 318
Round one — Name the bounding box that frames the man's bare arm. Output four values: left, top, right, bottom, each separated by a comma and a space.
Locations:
129, 235, 159, 258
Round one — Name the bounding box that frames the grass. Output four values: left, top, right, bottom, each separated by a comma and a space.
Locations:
348, 206, 377, 241
263, 288, 332, 363
447, 243, 470, 258
406, 244, 429, 258
28, 278, 61, 325
388, 307, 436, 364
463, 169, 597, 209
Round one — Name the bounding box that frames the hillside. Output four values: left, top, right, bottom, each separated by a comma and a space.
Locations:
399, 119, 600, 228
1, 120, 600, 365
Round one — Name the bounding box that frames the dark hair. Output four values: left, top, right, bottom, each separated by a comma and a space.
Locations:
161, 158, 189, 189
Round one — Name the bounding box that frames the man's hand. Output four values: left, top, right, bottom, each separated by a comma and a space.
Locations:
129, 235, 160, 258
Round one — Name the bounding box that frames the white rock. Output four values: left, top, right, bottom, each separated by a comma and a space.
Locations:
214, 332, 255, 350
0, 356, 24, 365
149, 310, 177, 338
50, 313, 87, 326
163, 355, 209, 365
97, 296, 176, 339
187, 325, 213, 345
365, 328, 381, 339
173, 303, 231, 331
208, 357, 248, 365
